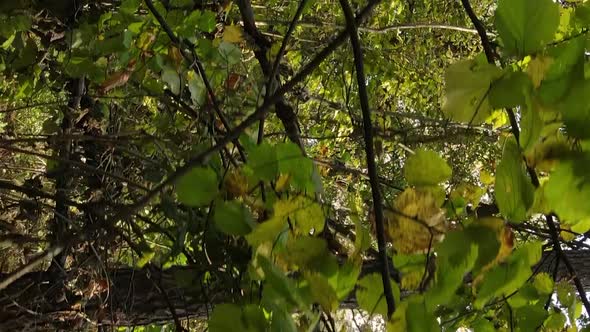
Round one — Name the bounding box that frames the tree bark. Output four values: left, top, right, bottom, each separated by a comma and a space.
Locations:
1, 250, 589, 331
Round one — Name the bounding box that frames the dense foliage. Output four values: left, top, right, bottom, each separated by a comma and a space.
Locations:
2, 0, 590, 331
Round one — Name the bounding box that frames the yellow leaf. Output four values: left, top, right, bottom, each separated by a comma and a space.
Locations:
223, 25, 243, 43
275, 173, 291, 192
527, 56, 554, 88
383, 188, 446, 254
480, 170, 494, 186
560, 225, 576, 242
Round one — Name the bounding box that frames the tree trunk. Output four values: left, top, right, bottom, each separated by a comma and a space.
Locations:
1, 250, 589, 331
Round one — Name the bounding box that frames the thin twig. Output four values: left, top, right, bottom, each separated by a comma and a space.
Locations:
338, 0, 394, 317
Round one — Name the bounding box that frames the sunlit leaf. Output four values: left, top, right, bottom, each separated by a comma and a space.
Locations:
495, 138, 534, 222
175, 167, 218, 206
404, 149, 451, 186
442, 59, 502, 124
495, 0, 559, 56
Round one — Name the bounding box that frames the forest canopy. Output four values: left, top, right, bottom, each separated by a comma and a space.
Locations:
1, 0, 590, 331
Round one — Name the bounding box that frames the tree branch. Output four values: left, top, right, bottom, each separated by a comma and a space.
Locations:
338, 0, 394, 317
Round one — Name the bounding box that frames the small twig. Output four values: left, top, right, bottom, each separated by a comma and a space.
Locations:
338, 0, 394, 317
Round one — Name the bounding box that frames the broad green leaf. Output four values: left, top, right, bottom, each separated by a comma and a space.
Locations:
245, 216, 286, 247
208, 305, 242, 332
188, 73, 205, 105
247, 142, 278, 182
276, 142, 314, 191
471, 318, 496, 332
475, 241, 541, 308
259, 256, 305, 310
533, 272, 554, 295
489, 71, 532, 109
442, 59, 502, 124
356, 273, 400, 317
208, 304, 267, 332
275, 196, 324, 235
545, 157, 590, 222
270, 308, 297, 332
305, 273, 338, 311
544, 311, 567, 331
213, 200, 254, 235
426, 230, 478, 310
332, 259, 361, 300
515, 304, 548, 332
557, 281, 576, 308
520, 103, 543, 152
283, 236, 327, 268
198, 10, 217, 33
175, 167, 218, 206
407, 299, 440, 332
162, 67, 181, 94
560, 80, 590, 139
494, 0, 559, 56
495, 138, 534, 222
404, 148, 451, 186
508, 283, 540, 308
219, 42, 242, 65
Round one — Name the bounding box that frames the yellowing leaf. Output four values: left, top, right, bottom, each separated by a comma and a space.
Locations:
384, 188, 446, 254
560, 224, 576, 242
480, 170, 495, 185
275, 173, 291, 192
223, 25, 243, 43
527, 56, 555, 88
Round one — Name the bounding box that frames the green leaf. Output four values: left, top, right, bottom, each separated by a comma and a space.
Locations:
198, 10, 217, 33
218, 42, 242, 65
475, 241, 541, 308
442, 59, 502, 124
544, 310, 567, 331
426, 230, 478, 310
247, 142, 278, 182
245, 216, 286, 247
162, 67, 181, 94
175, 167, 218, 206
208, 304, 243, 332
208, 304, 267, 332
188, 73, 205, 105
471, 318, 496, 332
489, 71, 532, 109
494, 0, 559, 56
276, 142, 314, 191
283, 236, 327, 267
560, 80, 590, 139
213, 200, 254, 235
557, 281, 576, 308
356, 273, 400, 317
533, 272, 554, 295
515, 304, 548, 332
406, 299, 440, 332
305, 272, 339, 311
520, 103, 543, 152
332, 260, 361, 300
404, 149, 452, 186
495, 138, 534, 222
545, 157, 590, 222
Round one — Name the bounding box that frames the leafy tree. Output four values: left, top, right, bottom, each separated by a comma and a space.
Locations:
1, 0, 590, 331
